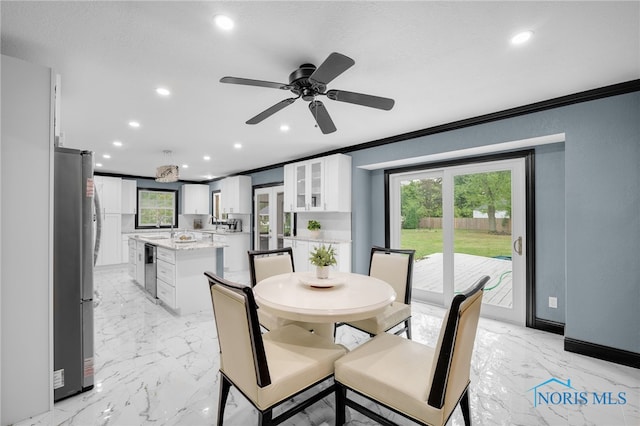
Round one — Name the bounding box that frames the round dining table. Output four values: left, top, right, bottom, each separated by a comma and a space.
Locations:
253, 271, 396, 323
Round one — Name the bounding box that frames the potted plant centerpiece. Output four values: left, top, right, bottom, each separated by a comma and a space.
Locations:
307, 219, 321, 239
309, 244, 337, 279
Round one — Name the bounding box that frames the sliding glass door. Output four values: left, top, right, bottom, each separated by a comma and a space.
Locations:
390, 158, 526, 324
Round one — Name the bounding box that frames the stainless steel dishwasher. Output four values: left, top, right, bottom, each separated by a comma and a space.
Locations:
144, 243, 158, 300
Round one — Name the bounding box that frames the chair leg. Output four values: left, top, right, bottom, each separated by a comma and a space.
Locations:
217, 375, 232, 426
335, 382, 347, 425
405, 318, 412, 340
460, 389, 471, 426
259, 408, 273, 426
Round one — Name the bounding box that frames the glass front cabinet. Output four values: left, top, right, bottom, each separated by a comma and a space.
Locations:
285, 154, 351, 213
295, 159, 324, 211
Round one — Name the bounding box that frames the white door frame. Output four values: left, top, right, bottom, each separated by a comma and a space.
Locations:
254, 186, 284, 251
390, 157, 527, 325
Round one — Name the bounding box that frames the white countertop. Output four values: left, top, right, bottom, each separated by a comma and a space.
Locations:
198, 229, 250, 235
130, 235, 226, 251
283, 236, 352, 244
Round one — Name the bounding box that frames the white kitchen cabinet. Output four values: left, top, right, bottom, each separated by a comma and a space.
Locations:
293, 158, 323, 212
284, 238, 351, 273
212, 232, 250, 271
285, 154, 351, 213
181, 184, 210, 215
284, 238, 310, 271
283, 163, 296, 212
155, 246, 219, 314
121, 234, 129, 264
94, 175, 122, 213
121, 179, 137, 214
221, 175, 251, 214
95, 213, 122, 266
156, 247, 176, 309
135, 240, 145, 285
128, 238, 136, 279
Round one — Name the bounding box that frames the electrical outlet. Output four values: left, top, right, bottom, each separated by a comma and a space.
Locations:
549, 296, 558, 309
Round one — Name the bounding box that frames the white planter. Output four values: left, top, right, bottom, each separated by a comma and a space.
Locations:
316, 265, 330, 279
309, 230, 321, 239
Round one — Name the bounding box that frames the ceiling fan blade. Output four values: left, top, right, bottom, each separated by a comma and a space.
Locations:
220, 76, 292, 90
309, 52, 355, 85
326, 89, 395, 110
246, 98, 297, 125
308, 100, 336, 134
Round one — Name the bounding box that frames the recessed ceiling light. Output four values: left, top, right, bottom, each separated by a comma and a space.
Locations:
214, 15, 234, 31
182, 164, 189, 168
511, 30, 533, 45
203, 155, 211, 161
112, 141, 122, 147
103, 154, 111, 159
95, 163, 103, 167
280, 124, 290, 132
156, 87, 171, 96
233, 143, 242, 149
128, 121, 140, 128
205, 174, 215, 180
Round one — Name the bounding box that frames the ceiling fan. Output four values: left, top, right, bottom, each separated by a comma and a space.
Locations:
220, 52, 395, 134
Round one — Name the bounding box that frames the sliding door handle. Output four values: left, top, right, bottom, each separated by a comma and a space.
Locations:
513, 236, 523, 256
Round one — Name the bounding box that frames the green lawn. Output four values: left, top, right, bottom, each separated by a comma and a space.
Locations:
401, 228, 512, 259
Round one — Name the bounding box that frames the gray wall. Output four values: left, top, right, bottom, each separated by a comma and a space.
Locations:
563, 93, 639, 353
242, 90, 639, 354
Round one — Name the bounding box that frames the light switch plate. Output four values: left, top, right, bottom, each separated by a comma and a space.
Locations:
549, 296, 558, 309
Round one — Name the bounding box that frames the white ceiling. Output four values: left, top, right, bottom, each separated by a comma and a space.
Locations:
2, 1, 638, 181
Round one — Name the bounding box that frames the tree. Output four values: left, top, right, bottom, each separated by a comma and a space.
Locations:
400, 178, 442, 229
454, 171, 511, 233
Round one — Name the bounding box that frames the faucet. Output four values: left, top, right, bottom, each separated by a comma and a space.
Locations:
170, 224, 176, 239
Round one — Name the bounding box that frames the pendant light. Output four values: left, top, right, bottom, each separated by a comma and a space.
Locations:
155, 150, 179, 182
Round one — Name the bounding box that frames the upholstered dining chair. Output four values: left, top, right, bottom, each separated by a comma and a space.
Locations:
343, 246, 416, 339
334, 275, 489, 426
248, 248, 334, 339
204, 272, 348, 426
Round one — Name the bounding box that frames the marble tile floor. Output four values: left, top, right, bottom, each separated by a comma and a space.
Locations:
16, 265, 639, 426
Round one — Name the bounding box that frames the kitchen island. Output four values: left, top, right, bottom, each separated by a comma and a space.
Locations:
130, 234, 225, 315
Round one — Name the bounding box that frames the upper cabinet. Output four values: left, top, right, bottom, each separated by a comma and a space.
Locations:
121, 179, 137, 214
285, 154, 351, 212
181, 184, 210, 215
221, 176, 251, 214
93, 175, 122, 214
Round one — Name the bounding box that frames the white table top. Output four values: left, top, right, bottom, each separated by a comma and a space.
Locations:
253, 271, 396, 323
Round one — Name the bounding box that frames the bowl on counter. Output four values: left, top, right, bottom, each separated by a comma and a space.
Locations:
175, 232, 196, 243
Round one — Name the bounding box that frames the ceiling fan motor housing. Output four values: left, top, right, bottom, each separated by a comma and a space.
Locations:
289, 63, 325, 100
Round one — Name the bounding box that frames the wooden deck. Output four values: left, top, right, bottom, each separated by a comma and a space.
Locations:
412, 253, 513, 308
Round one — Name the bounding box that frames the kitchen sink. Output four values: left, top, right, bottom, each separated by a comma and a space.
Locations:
144, 235, 168, 240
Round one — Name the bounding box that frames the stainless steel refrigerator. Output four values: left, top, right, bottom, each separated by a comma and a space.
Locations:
54, 147, 95, 401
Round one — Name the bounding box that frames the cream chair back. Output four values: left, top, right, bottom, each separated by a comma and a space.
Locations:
369, 247, 415, 303
207, 273, 270, 403
427, 276, 488, 413
248, 247, 295, 286
253, 255, 293, 284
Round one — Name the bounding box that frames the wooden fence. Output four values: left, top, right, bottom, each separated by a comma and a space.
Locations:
418, 217, 511, 233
